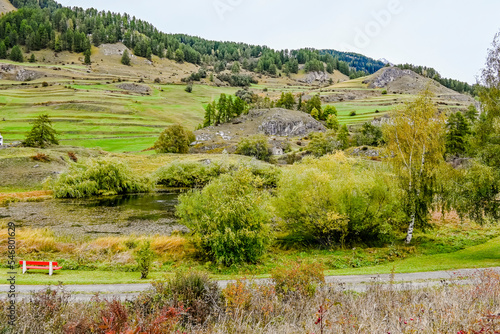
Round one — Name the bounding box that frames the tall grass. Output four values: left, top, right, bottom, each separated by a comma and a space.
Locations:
0, 269, 498, 333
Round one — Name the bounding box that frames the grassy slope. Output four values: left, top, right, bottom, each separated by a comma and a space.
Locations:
3, 235, 499, 285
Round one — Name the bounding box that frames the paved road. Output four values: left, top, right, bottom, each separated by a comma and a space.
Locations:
1, 267, 498, 302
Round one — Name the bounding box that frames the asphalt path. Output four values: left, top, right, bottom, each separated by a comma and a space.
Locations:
1, 267, 497, 302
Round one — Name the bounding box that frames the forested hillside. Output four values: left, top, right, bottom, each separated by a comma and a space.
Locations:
0, 0, 475, 94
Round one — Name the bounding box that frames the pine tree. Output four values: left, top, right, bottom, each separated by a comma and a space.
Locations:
311, 107, 320, 120
337, 124, 350, 149
121, 49, 131, 66
83, 48, 91, 64
445, 112, 470, 157
0, 41, 6, 59
24, 114, 59, 148
29, 53, 35, 63
9, 45, 23, 62
203, 102, 215, 127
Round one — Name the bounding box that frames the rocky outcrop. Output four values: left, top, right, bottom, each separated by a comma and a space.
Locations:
364, 67, 418, 88
0, 64, 43, 81
299, 71, 329, 84
256, 109, 325, 136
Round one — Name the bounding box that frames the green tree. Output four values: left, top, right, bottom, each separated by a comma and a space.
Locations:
276, 92, 295, 110
337, 124, 350, 150
445, 112, 470, 157
273, 153, 402, 247
470, 34, 500, 168
154, 124, 195, 154
203, 101, 216, 127
326, 114, 339, 131
465, 104, 478, 123
146, 46, 152, 61
28, 53, 35, 63
306, 94, 322, 114
357, 122, 383, 147
322, 105, 337, 120
134, 241, 155, 279
311, 107, 320, 120
24, 114, 59, 148
177, 169, 272, 266
231, 61, 240, 74
0, 41, 7, 59
175, 48, 184, 62
9, 44, 23, 62
121, 49, 131, 66
236, 134, 271, 162
83, 48, 91, 64
307, 131, 337, 157
383, 89, 445, 244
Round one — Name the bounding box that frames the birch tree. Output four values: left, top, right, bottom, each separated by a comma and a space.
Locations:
384, 89, 445, 244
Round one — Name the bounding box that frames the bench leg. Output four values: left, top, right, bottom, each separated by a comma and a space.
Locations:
49, 262, 53, 276
22, 261, 26, 274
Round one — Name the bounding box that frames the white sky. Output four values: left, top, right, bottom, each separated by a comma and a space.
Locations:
57, 0, 500, 84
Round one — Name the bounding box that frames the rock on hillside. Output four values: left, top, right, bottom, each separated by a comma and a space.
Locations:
0, 64, 44, 81
365, 67, 418, 88
364, 67, 473, 103
195, 108, 325, 142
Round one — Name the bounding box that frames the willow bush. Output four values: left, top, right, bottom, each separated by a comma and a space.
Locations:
154, 159, 281, 188
176, 169, 272, 266
273, 152, 404, 247
51, 158, 152, 198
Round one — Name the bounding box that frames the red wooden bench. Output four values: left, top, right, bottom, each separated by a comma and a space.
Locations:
19, 261, 62, 276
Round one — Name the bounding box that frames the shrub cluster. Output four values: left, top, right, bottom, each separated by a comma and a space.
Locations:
154, 159, 280, 188
50, 158, 152, 198
176, 169, 272, 266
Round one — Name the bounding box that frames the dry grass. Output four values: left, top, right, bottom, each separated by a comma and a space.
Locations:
0, 190, 52, 205
0, 269, 498, 333
0, 228, 190, 266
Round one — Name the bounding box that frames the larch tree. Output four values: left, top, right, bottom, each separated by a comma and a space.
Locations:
383, 88, 445, 244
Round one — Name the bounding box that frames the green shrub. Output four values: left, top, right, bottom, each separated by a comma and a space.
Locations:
349, 110, 357, 116
236, 134, 272, 162
382, 89, 388, 95
135, 241, 155, 279
154, 161, 219, 187
307, 131, 338, 157
155, 159, 281, 188
169, 271, 221, 324
51, 158, 152, 198
273, 152, 403, 247
177, 169, 272, 266
271, 261, 325, 299
154, 124, 195, 154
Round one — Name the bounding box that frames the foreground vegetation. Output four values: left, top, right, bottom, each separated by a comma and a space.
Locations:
1, 268, 498, 333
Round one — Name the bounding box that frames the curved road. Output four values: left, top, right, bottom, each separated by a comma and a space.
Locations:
2, 267, 498, 302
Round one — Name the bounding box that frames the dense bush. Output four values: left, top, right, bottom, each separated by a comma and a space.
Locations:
51, 158, 152, 198
154, 159, 281, 188
154, 124, 195, 154
217, 73, 257, 87
177, 169, 272, 266
307, 131, 339, 157
236, 134, 272, 162
273, 153, 403, 247
164, 271, 221, 325
271, 261, 325, 299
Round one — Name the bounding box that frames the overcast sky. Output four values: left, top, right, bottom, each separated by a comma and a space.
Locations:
57, 0, 500, 84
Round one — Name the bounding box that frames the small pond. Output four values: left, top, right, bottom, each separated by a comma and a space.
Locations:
0, 191, 188, 239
